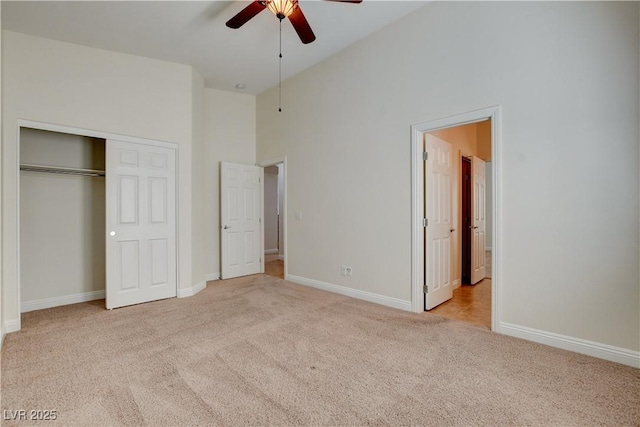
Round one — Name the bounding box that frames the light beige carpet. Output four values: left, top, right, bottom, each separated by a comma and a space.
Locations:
2, 274, 639, 426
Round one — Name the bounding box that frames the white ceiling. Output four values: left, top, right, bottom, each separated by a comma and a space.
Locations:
2, 1, 428, 95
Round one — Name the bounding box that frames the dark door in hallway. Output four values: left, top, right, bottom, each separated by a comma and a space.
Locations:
461, 157, 472, 284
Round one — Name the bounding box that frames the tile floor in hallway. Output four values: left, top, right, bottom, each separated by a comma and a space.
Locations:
429, 278, 492, 329
428, 251, 493, 329
264, 253, 284, 279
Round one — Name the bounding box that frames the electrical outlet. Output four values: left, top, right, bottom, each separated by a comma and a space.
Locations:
345, 266, 353, 277
340, 265, 347, 276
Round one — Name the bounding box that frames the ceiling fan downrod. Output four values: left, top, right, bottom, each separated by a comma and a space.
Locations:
225, 0, 363, 112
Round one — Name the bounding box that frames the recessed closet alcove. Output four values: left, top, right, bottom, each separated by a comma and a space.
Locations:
20, 128, 106, 312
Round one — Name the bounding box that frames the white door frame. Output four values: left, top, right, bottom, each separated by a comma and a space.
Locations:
14, 119, 179, 329
257, 157, 288, 279
410, 106, 502, 332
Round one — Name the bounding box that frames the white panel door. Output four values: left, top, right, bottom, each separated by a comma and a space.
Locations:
471, 156, 487, 284
221, 162, 263, 279
106, 140, 176, 309
424, 135, 453, 310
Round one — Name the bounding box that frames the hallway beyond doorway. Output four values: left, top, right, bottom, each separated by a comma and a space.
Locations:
265, 254, 284, 279
429, 250, 492, 329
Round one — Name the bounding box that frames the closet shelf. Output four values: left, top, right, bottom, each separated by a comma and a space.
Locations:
20, 163, 105, 177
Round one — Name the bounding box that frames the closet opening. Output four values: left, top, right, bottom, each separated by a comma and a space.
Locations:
19, 127, 107, 313
13, 121, 179, 328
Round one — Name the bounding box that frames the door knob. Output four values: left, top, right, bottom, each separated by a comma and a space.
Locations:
109, 231, 116, 237
223, 225, 231, 229
450, 228, 455, 233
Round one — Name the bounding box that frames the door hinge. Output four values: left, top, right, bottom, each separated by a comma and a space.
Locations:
423, 218, 428, 228
423, 152, 428, 161
423, 285, 429, 293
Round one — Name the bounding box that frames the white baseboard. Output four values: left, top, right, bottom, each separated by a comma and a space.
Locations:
178, 280, 207, 298
286, 274, 412, 312
205, 273, 220, 282
499, 322, 640, 368
453, 279, 461, 289
21, 290, 105, 313
265, 249, 278, 255
2, 319, 22, 344
278, 254, 284, 261
3, 319, 21, 334
178, 274, 218, 298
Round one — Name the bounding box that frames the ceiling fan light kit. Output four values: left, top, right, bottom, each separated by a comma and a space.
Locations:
266, 0, 298, 20
226, 0, 363, 111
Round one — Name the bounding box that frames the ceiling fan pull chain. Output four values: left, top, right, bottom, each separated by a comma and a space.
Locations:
278, 18, 283, 112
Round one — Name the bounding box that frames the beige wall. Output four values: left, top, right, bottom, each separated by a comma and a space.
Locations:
203, 88, 256, 278
476, 120, 491, 161
2, 31, 195, 330
191, 69, 206, 287
1, 9, 4, 339
257, 2, 639, 353
431, 123, 479, 158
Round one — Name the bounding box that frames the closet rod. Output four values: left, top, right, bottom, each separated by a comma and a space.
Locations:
20, 163, 105, 177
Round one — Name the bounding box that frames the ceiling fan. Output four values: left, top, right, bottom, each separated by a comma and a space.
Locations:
226, 0, 363, 44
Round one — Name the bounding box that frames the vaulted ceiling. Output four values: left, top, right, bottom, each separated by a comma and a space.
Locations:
2, 1, 428, 94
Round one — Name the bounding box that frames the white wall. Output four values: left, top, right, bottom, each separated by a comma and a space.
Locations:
257, 2, 639, 354
2, 31, 195, 330
264, 167, 279, 252
203, 88, 256, 278
20, 129, 105, 305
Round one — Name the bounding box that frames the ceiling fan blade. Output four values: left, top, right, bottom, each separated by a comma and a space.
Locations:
288, 6, 316, 44
226, 1, 267, 29
322, 0, 363, 3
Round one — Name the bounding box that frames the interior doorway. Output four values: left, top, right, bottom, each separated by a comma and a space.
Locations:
411, 106, 501, 331
259, 158, 287, 280
427, 120, 493, 328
